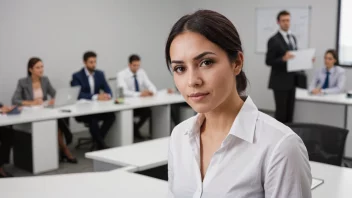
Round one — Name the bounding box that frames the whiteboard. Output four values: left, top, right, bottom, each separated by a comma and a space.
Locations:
256, 7, 311, 53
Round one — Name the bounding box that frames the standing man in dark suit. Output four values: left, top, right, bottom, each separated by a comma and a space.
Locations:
71, 51, 115, 150
266, 10, 297, 123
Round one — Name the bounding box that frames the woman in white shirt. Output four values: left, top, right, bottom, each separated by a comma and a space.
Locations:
165, 10, 312, 198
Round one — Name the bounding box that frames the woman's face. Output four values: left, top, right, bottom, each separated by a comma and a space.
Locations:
324, 53, 336, 69
30, 61, 44, 77
169, 31, 242, 113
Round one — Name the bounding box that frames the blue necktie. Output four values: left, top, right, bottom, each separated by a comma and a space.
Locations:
133, 75, 140, 92
322, 71, 330, 89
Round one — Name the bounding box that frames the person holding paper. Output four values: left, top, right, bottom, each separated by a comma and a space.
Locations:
265, 10, 298, 123
309, 49, 345, 95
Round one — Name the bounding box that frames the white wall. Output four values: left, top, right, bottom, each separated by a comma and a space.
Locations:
0, 0, 186, 105
186, 0, 349, 111
0, 0, 349, 112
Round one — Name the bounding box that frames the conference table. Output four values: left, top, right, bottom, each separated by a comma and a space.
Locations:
294, 88, 352, 158
84, 137, 351, 198
0, 92, 186, 174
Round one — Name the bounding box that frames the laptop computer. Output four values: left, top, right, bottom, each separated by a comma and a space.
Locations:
46, 87, 80, 108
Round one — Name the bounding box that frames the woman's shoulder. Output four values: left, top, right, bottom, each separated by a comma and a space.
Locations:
170, 115, 198, 140
256, 112, 300, 144
17, 77, 29, 85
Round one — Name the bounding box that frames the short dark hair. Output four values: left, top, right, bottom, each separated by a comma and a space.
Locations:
83, 51, 97, 62
27, 57, 42, 76
325, 49, 339, 65
129, 54, 141, 64
165, 10, 247, 94
277, 10, 290, 21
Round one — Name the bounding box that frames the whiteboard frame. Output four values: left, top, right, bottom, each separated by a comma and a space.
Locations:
255, 6, 312, 54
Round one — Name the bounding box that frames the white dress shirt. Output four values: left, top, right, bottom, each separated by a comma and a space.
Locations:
308, 66, 346, 94
117, 67, 157, 97
84, 68, 98, 100
279, 29, 297, 50
168, 96, 312, 198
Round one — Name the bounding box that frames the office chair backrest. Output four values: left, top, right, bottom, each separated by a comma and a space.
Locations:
286, 123, 348, 166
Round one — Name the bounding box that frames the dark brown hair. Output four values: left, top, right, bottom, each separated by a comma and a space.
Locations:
325, 49, 339, 65
27, 57, 42, 76
129, 54, 141, 64
277, 10, 290, 21
83, 51, 97, 62
165, 10, 247, 94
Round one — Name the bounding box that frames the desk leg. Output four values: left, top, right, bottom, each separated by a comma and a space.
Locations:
345, 106, 352, 158
32, 120, 58, 174
151, 105, 171, 138
106, 110, 133, 147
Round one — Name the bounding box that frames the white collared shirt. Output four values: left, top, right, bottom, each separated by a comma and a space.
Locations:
84, 67, 98, 100
117, 67, 157, 97
168, 96, 312, 198
279, 29, 297, 50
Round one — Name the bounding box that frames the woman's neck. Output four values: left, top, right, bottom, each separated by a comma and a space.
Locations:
202, 91, 244, 137
31, 75, 40, 82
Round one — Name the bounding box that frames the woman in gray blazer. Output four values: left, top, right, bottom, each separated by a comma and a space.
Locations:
12, 57, 77, 163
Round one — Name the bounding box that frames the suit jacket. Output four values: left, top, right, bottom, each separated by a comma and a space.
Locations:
71, 68, 112, 100
12, 76, 56, 105
265, 32, 298, 91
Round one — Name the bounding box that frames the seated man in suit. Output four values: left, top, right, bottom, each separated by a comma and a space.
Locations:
117, 54, 157, 139
0, 103, 15, 177
71, 51, 115, 150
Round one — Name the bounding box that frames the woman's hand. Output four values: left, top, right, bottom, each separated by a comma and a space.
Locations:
48, 99, 55, 106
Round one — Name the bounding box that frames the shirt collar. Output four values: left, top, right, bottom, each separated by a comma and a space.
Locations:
84, 67, 94, 77
279, 29, 292, 37
126, 67, 137, 77
325, 66, 336, 74
185, 96, 259, 144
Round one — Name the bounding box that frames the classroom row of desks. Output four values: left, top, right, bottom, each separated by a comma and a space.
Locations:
1, 137, 352, 198
1, 88, 352, 174
0, 91, 186, 174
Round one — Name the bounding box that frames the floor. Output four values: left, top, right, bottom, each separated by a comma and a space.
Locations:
5, 130, 150, 177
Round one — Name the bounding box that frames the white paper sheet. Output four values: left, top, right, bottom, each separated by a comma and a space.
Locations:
287, 48, 316, 72
311, 178, 324, 190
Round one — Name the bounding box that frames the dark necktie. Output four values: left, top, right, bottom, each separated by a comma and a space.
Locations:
133, 75, 140, 92
287, 34, 294, 50
322, 71, 330, 89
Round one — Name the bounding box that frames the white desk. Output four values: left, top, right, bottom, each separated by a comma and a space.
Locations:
0, 170, 168, 198
311, 161, 352, 198
294, 88, 352, 158
86, 138, 352, 198
0, 93, 185, 174
86, 137, 169, 172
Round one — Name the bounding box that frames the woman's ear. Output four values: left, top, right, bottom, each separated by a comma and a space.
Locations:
232, 52, 244, 75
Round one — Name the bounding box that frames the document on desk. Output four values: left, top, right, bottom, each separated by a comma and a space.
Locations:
311, 177, 324, 190
287, 48, 316, 72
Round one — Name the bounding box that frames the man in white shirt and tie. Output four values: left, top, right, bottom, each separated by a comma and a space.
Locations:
117, 54, 157, 139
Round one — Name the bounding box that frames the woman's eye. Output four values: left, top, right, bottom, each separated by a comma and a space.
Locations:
200, 59, 214, 67
173, 66, 185, 73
